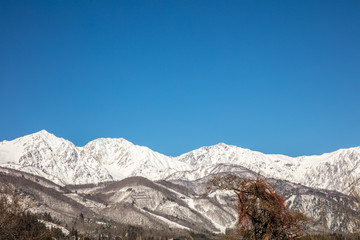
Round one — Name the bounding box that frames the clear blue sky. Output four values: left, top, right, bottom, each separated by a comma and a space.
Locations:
1, 0, 359, 157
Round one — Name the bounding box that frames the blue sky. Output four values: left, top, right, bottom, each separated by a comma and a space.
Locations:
1, 0, 359, 157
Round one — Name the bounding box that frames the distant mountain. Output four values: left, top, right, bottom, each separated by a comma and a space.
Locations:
1, 130, 359, 194
81, 137, 191, 181
174, 143, 360, 193
0, 130, 190, 185
0, 130, 112, 185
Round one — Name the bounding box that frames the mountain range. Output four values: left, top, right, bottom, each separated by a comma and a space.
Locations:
0, 130, 359, 193
0, 130, 359, 234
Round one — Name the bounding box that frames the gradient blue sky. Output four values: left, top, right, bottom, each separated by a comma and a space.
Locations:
1, 0, 359, 157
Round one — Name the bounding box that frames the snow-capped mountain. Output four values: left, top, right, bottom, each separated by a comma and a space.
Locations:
294, 147, 360, 192
174, 143, 298, 181
174, 143, 360, 193
0, 130, 190, 185
0, 130, 112, 185
81, 138, 191, 181
0, 130, 359, 194
1, 131, 359, 234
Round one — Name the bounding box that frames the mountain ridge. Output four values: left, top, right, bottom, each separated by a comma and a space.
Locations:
1, 130, 359, 193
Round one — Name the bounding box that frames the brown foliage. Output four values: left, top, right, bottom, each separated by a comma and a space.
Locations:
208, 174, 307, 240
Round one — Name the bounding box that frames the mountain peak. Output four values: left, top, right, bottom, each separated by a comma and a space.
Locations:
28, 129, 60, 142
35, 129, 51, 135
215, 142, 228, 147
26, 129, 56, 139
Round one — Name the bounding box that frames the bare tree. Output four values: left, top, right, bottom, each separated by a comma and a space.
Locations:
208, 174, 307, 240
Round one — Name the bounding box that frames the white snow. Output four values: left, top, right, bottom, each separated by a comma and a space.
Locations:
39, 220, 70, 235
0, 130, 359, 193
140, 208, 190, 230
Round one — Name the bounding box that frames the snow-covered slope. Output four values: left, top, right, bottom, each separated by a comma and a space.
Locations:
173, 143, 298, 181
0, 130, 190, 185
173, 143, 360, 193
295, 147, 360, 192
0, 130, 359, 193
81, 138, 191, 180
0, 130, 112, 185
172, 143, 360, 193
